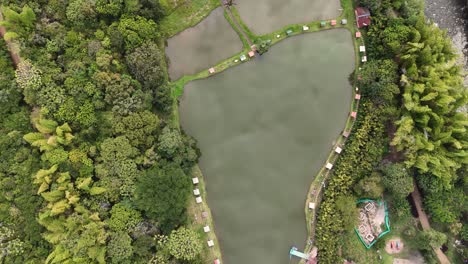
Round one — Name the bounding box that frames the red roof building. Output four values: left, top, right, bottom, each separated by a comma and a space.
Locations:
355, 7, 371, 28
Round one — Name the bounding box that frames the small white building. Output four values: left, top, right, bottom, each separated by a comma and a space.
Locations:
240, 54, 247, 61
361, 56, 367, 62
207, 240, 214, 247
325, 162, 333, 170
196, 196, 202, 204
308, 202, 315, 209
203, 225, 211, 233
192, 177, 199, 184
193, 189, 200, 196
335, 147, 342, 154
303, 25, 309, 31
359, 46, 366, 52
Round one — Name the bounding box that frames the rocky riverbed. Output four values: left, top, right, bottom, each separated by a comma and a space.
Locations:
425, 0, 468, 83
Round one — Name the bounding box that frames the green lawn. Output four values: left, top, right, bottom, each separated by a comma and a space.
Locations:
159, 0, 220, 37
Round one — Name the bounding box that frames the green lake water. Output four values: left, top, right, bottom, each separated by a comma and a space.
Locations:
165, 7, 243, 80
236, 0, 341, 35
179, 29, 354, 264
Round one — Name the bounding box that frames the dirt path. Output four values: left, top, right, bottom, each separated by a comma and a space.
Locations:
411, 183, 451, 264
221, 3, 253, 47
0, 10, 21, 67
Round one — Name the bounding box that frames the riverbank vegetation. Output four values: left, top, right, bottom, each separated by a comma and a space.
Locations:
0, 1, 217, 263
315, 0, 467, 263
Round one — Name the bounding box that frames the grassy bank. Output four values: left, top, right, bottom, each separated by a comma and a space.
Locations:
186, 166, 224, 263
300, 0, 362, 261
159, 0, 220, 37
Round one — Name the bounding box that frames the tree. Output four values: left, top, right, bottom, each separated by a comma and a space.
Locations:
353, 172, 384, 199
96, 136, 140, 201
15, 60, 42, 105
335, 195, 359, 231
112, 110, 160, 148
416, 229, 447, 250
157, 126, 199, 170
135, 164, 191, 233
0, 5, 36, 39
126, 41, 165, 89
66, 0, 97, 27
381, 163, 413, 199
166, 227, 202, 261
95, 72, 146, 115
358, 59, 399, 104
0, 226, 25, 259
107, 232, 133, 263
96, 0, 124, 17
116, 16, 159, 50
108, 203, 142, 232
155, 83, 173, 114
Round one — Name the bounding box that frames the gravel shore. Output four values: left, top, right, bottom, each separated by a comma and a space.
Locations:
425, 0, 468, 83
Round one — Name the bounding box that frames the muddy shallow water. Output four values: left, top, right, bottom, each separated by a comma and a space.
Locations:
165, 7, 243, 80
179, 29, 354, 264
235, 0, 342, 35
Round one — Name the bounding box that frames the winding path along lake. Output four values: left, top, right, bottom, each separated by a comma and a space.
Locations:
179, 29, 354, 264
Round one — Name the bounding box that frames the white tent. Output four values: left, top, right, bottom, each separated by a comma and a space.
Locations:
207, 240, 214, 247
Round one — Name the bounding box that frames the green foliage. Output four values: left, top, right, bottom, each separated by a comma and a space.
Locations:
255, 39, 271, 55
15, 60, 42, 104
353, 172, 384, 199
157, 126, 199, 171
112, 110, 160, 149
166, 227, 202, 261
416, 229, 447, 250
335, 195, 358, 231
0, 225, 25, 259
116, 15, 159, 50
316, 103, 387, 263
108, 203, 142, 232
66, 0, 97, 27
0, 5, 36, 38
107, 232, 133, 263
135, 164, 191, 234
358, 59, 399, 105
96, 136, 140, 201
381, 162, 414, 199
96, 0, 124, 17
126, 41, 165, 89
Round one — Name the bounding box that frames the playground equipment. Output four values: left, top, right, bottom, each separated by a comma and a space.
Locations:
289, 247, 310, 260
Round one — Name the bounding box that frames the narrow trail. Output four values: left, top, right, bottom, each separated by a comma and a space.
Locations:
411, 182, 451, 264
221, 3, 254, 47
0, 10, 21, 67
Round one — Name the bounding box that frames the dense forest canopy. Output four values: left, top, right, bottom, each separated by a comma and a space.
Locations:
0, 1, 203, 263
